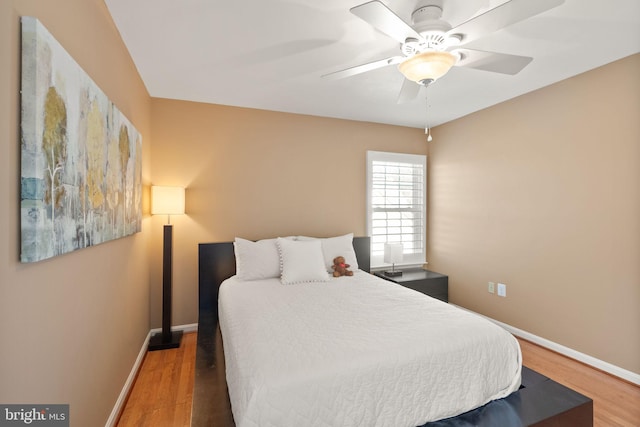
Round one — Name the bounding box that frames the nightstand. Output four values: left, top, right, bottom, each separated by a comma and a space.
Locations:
375, 268, 448, 302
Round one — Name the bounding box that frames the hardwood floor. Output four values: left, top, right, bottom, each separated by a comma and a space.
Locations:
115, 332, 640, 426
517, 338, 640, 427
116, 332, 196, 427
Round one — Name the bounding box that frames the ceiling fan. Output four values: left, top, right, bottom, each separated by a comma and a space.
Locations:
324, 0, 565, 103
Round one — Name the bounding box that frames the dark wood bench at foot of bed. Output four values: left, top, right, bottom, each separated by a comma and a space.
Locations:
192, 239, 593, 427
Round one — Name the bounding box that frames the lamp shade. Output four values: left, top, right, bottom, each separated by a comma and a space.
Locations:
398, 51, 456, 84
151, 186, 185, 215
384, 243, 404, 264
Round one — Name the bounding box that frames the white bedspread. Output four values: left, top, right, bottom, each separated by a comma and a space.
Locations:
218, 271, 521, 427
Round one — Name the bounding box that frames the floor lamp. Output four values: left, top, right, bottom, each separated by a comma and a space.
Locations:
149, 185, 185, 351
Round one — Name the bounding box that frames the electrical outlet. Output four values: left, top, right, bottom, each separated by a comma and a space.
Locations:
497, 283, 506, 297
488, 282, 495, 294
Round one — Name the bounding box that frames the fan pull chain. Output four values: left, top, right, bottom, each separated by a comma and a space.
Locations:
425, 92, 433, 142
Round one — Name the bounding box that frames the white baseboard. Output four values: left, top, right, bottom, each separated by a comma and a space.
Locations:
452, 304, 640, 386
105, 323, 199, 427
105, 331, 151, 427
495, 319, 640, 386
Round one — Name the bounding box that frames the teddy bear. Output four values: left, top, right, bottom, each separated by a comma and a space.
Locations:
332, 256, 354, 277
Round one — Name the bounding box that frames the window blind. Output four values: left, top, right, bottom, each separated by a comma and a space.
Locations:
367, 151, 426, 267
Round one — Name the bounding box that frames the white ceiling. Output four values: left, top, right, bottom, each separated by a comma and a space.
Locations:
104, 0, 640, 128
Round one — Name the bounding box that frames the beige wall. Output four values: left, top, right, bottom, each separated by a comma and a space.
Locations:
0, 1, 152, 425
150, 99, 427, 327
428, 54, 640, 374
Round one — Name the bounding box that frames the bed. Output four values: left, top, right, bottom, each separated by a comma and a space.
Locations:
192, 236, 593, 427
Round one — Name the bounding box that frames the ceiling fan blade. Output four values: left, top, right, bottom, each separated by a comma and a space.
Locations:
322, 56, 403, 80
449, 0, 565, 45
351, 0, 423, 44
397, 78, 421, 104
454, 48, 532, 75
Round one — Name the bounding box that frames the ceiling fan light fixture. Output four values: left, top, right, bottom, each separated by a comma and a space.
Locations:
398, 51, 456, 84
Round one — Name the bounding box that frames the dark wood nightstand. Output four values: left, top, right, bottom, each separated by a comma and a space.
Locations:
374, 268, 448, 302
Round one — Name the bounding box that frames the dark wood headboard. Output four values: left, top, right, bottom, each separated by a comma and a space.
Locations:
197, 236, 370, 319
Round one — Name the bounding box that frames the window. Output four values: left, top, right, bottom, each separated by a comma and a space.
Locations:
367, 151, 426, 268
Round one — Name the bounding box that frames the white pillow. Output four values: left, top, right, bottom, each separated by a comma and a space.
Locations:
298, 233, 359, 273
277, 238, 328, 285
233, 237, 280, 281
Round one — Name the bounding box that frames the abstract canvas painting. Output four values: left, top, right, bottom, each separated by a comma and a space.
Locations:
20, 17, 142, 263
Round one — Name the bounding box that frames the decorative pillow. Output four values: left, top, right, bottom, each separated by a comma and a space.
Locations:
277, 238, 328, 285
233, 237, 280, 281
298, 233, 359, 273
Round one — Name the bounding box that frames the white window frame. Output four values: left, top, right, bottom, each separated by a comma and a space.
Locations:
366, 151, 427, 269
